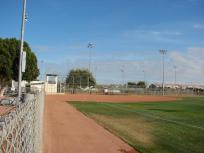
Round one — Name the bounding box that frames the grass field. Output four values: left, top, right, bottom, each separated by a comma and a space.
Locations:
70, 97, 204, 153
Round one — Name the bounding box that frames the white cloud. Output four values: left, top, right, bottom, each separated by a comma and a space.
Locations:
193, 24, 204, 29
123, 29, 182, 44
169, 48, 204, 84
145, 31, 182, 36
188, 47, 204, 54
93, 48, 204, 84
126, 30, 182, 36
39, 47, 204, 84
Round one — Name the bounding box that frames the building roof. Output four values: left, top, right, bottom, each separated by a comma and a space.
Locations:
46, 74, 58, 76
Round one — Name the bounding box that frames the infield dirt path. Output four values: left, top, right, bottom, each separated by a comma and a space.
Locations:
46, 93, 179, 103
43, 95, 138, 153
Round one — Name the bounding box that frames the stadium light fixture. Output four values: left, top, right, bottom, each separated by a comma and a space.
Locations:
159, 49, 167, 96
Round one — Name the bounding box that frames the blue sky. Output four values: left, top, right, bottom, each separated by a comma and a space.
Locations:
1, 0, 204, 84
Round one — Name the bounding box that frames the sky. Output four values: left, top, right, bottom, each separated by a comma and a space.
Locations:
0, 0, 204, 84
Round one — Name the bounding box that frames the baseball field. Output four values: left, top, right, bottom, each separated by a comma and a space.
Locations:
43, 94, 204, 153
70, 96, 204, 153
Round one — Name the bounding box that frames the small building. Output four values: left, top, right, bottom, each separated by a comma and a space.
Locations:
30, 81, 45, 92
45, 74, 58, 94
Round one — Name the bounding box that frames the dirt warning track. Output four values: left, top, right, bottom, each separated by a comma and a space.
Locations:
43, 95, 138, 153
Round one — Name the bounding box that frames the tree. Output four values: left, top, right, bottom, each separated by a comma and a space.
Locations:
0, 38, 39, 95
0, 55, 12, 95
149, 84, 157, 89
136, 81, 147, 88
127, 82, 137, 88
66, 69, 96, 88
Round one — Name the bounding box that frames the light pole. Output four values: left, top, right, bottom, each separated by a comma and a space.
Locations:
174, 66, 177, 84
87, 43, 94, 73
120, 69, 124, 88
94, 66, 97, 81
159, 49, 167, 96
87, 43, 94, 94
18, 0, 27, 102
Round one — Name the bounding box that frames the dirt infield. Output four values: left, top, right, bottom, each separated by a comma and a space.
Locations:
43, 95, 138, 153
49, 93, 180, 103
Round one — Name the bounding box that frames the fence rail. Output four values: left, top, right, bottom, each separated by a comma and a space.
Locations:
0, 91, 44, 153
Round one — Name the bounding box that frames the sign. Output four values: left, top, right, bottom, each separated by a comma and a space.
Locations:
22, 51, 26, 72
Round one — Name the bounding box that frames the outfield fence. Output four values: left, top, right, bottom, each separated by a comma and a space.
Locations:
62, 86, 204, 96
0, 91, 44, 153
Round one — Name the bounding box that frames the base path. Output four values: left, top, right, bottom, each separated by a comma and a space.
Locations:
43, 95, 138, 153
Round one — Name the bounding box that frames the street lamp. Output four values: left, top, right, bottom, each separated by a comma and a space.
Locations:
159, 49, 167, 96
18, 0, 27, 102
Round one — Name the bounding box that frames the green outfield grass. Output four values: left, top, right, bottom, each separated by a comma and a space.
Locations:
70, 97, 204, 153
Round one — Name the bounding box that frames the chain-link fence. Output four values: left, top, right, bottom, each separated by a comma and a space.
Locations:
60, 84, 204, 96
0, 91, 44, 153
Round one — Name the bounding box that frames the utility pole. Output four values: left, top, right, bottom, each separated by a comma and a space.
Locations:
159, 49, 167, 96
18, 0, 27, 102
